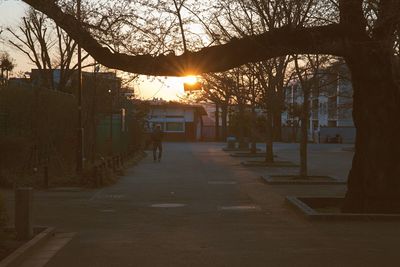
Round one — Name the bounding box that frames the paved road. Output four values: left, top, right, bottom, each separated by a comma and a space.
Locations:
3, 142, 400, 266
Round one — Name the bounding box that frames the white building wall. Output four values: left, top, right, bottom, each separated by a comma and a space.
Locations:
281, 64, 354, 131
318, 95, 328, 127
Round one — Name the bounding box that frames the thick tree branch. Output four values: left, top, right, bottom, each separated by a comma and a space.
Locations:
23, 0, 347, 76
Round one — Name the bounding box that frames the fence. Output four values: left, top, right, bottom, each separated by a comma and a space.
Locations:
0, 84, 146, 187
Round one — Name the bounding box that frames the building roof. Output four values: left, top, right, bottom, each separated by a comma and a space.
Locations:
147, 101, 207, 116
202, 115, 216, 126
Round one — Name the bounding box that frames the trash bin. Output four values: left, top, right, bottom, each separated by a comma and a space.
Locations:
227, 136, 236, 149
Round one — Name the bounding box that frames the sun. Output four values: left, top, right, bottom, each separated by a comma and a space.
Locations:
182, 75, 198, 85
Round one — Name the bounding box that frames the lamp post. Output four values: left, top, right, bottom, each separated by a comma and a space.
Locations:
76, 0, 84, 173
109, 88, 113, 156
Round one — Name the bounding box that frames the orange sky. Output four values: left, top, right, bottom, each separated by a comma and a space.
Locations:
0, 0, 193, 101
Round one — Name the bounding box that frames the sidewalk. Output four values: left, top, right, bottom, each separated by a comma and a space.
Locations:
3, 142, 400, 266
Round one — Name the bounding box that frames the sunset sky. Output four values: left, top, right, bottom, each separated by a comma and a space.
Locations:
0, 0, 191, 101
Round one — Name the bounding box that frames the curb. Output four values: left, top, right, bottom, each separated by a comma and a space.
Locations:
241, 161, 299, 168
0, 227, 55, 267
230, 153, 268, 158
286, 196, 400, 221
222, 148, 261, 152
261, 175, 346, 185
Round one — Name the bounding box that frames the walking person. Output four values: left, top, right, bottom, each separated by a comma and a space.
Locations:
151, 124, 164, 162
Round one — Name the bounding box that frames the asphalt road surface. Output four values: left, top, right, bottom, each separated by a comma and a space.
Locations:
4, 142, 400, 267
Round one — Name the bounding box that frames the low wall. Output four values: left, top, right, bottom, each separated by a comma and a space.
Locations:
281, 126, 356, 144
319, 127, 356, 144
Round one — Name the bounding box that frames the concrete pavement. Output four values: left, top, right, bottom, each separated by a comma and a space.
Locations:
3, 142, 400, 266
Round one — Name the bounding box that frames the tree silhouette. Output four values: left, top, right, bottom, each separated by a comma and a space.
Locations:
22, 0, 400, 213
0, 53, 15, 85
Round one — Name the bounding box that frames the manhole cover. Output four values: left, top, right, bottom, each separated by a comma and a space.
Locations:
219, 205, 260, 211
150, 203, 186, 208
208, 181, 237, 185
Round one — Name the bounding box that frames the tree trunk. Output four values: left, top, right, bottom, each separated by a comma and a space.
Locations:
221, 105, 228, 141
250, 107, 257, 154
215, 103, 220, 141
299, 90, 310, 178
265, 110, 274, 163
5, 70, 9, 83
273, 110, 282, 141
1, 69, 4, 85
343, 49, 400, 213
273, 80, 285, 142
237, 104, 246, 149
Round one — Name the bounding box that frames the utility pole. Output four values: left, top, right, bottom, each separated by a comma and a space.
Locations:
109, 88, 113, 156
76, 0, 84, 173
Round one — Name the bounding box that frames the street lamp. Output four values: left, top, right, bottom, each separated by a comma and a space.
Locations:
109, 88, 113, 156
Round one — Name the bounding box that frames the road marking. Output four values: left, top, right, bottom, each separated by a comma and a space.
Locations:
102, 194, 125, 199
150, 203, 187, 208
219, 205, 261, 211
89, 188, 105, 201
208, 181, 237, 185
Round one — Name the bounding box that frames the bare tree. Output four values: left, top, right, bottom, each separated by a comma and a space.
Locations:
196, 73, 232, 141
7, 8, 89, 92
293, 54, 337, 178
22, 0, 400, 213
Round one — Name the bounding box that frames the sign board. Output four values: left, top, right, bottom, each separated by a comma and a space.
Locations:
184, 82, 202, 92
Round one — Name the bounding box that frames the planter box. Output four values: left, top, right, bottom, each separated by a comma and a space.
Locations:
222, 147, 261, 152
0, 227, 55, 267
286, 196, 400, 221
230, 152, 277, 158
262, 175, 346, 185
241, 160, 298, 168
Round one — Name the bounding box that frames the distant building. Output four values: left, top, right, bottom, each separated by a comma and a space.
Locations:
8, 77, 30, 87
282, 62, 355, 143
30, 69, 123, 96
146, 100, 207, 141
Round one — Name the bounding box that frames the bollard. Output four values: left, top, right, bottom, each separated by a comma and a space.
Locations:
43, 165, 49, 189
15, 187, 33, 240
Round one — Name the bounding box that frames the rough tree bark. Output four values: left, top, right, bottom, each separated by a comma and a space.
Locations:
343, 49, 400, 213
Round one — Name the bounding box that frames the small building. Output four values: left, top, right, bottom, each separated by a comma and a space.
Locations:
147, 100, 207, 141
